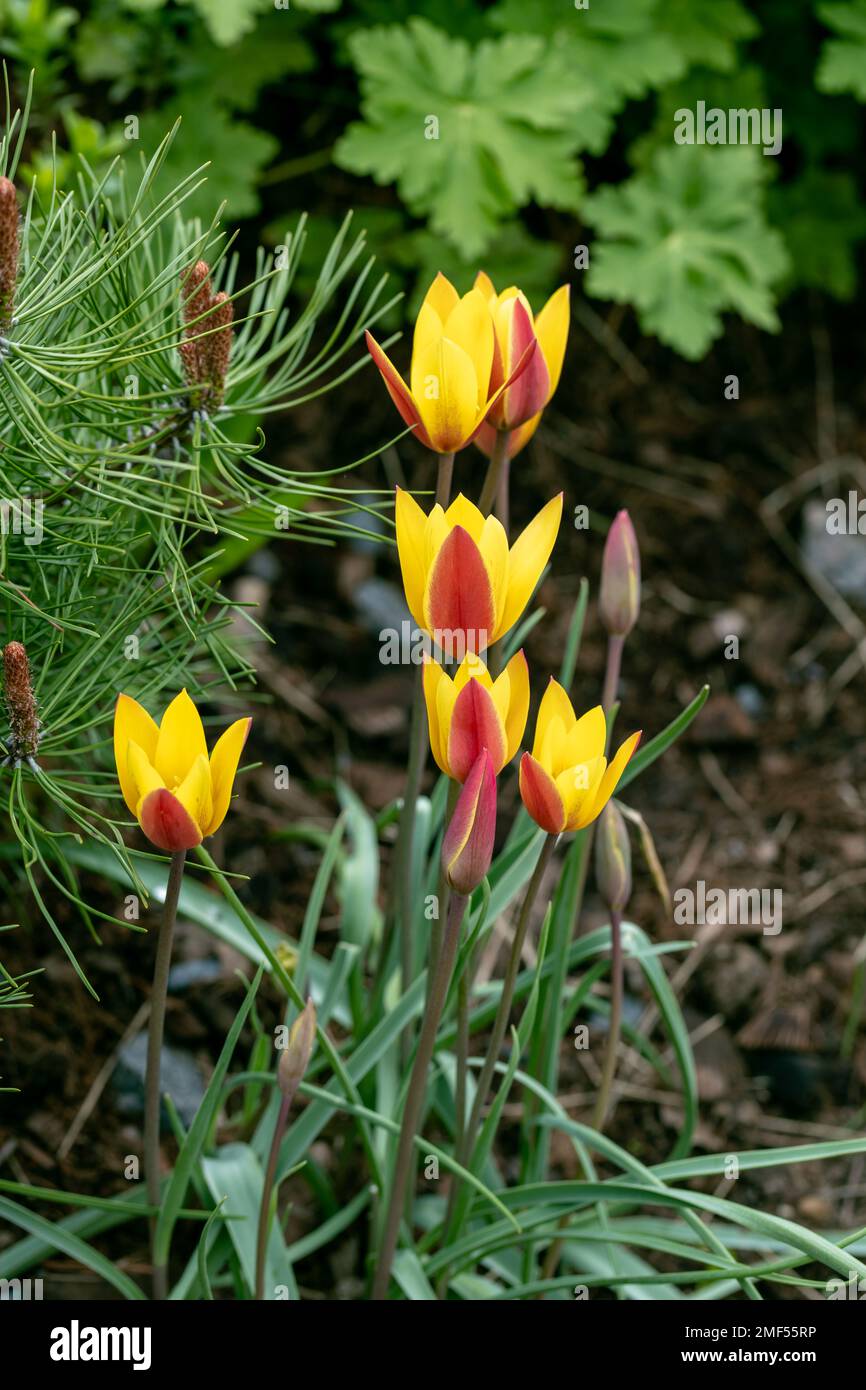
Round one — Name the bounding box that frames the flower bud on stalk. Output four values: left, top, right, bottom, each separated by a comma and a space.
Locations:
278, 998, 317, 1106
2, 641, 40, 766
442, 748, 497, 895
595, 801, 632, 914
0, 176, 20, 336
599, 510, 640, 639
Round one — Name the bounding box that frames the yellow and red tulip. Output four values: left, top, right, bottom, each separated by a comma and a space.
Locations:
519, 681, 640, 836
474, 274, 570, 458
114, 689, 251, 852
423, 650, 529, 782
395, 488, 562, 657
365, 272, 535, 455
442, 748, 497, 895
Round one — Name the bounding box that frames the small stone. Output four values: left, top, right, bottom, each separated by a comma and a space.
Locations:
113, 1032, 207, 1130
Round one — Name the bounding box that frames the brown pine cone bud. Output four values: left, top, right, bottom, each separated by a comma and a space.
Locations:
206, 291, 233, 406
179, 260, 213, 387
0, 177, 20, 336
3, 641, 40, 763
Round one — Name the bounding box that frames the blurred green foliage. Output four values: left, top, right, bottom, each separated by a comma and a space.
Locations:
1, 0, 865, 358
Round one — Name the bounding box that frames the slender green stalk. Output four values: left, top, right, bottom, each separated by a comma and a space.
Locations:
441, 834, 555, 1250
145, 848, 186, 1301
372, 892, 468, 1300
429, 777, 460, 971
255, 1090, 291, 1299
536, 634, 629, 1285
389, 451, 454, 1003
496, 452, 511, 534
435, 450, 455, 508
592, 909, 623, 1131
478, 430, 510, 515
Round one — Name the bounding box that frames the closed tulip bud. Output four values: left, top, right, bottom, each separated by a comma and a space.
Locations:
595, 801, 632, 914
442, 749, 496, 896
278, 998, 316, 1104
599, 510, 640, 638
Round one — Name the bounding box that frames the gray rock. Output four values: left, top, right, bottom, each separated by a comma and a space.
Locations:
113, 1032, 207, 1130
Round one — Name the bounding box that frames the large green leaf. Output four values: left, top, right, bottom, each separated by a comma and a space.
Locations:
584, 145, 790, 359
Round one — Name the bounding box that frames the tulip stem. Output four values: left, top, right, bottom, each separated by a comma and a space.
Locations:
255, 1089, 291, 1300
436, 450, 455, 507
592, 908, 623, 1132
144, 848, 185, 1301
439, 833, 555, 1263
478, 429, 510, 516
430, 777, 459, 972
536, 632, 629, 1290
496, 453, 510, 535
372, 891, 468, 1300
601, 634, 624, 725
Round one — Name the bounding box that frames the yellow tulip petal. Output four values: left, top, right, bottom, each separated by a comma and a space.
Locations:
584, 730, 642, 825
205, 717, 252, 835
539, 712, 568, 778
154, 689, 207, 788
473, 270, 497, 305
444, 493, 486, 544
410, 337, 479, 455
411, 300, 445, 381
453, 652, 492, 693
127, 739, 165, 813
496, 493, 563, 640
435, 668, 459, 777
498, 650, 530, 764
558, 754, 606, 831
534, 284, 570, 399
423, 658, 449, 774
564, 705, 607, 768
532, 677, 575, 761
478, 515, 509, 627
174, 752, 213, 836
442, 288, 494, 409
424, 503, 450, 573
395, 487, 429, 627
114, 694, 159, 815
419, 271, 459, 325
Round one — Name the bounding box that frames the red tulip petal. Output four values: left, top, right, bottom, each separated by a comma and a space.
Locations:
447, 678, 507, 782
425, 525, 495, 658
519, 752, 566, 834
442, 749, 497, 896
139, 788, 203, 853
365, 332, 433, 450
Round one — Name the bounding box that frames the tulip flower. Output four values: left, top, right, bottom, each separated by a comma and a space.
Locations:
423, 650, 529, 782
442, 748, 497, 895
599, 509, 641, 639
474, 274, 570, 458
519, 681, 640, 835
395, 488, 562, 657
365, 272, 535, 455
114, 689, 251, 852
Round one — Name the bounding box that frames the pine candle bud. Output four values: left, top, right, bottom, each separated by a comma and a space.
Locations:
207, 291, 233, 407
595, 801, 631, 914
3, 641, 40, 762
178, 262, 233, 409
0, 176, 20, 336
278, 998, 316, 1105
599, 510, 640, 638
442, 749, 497, 896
